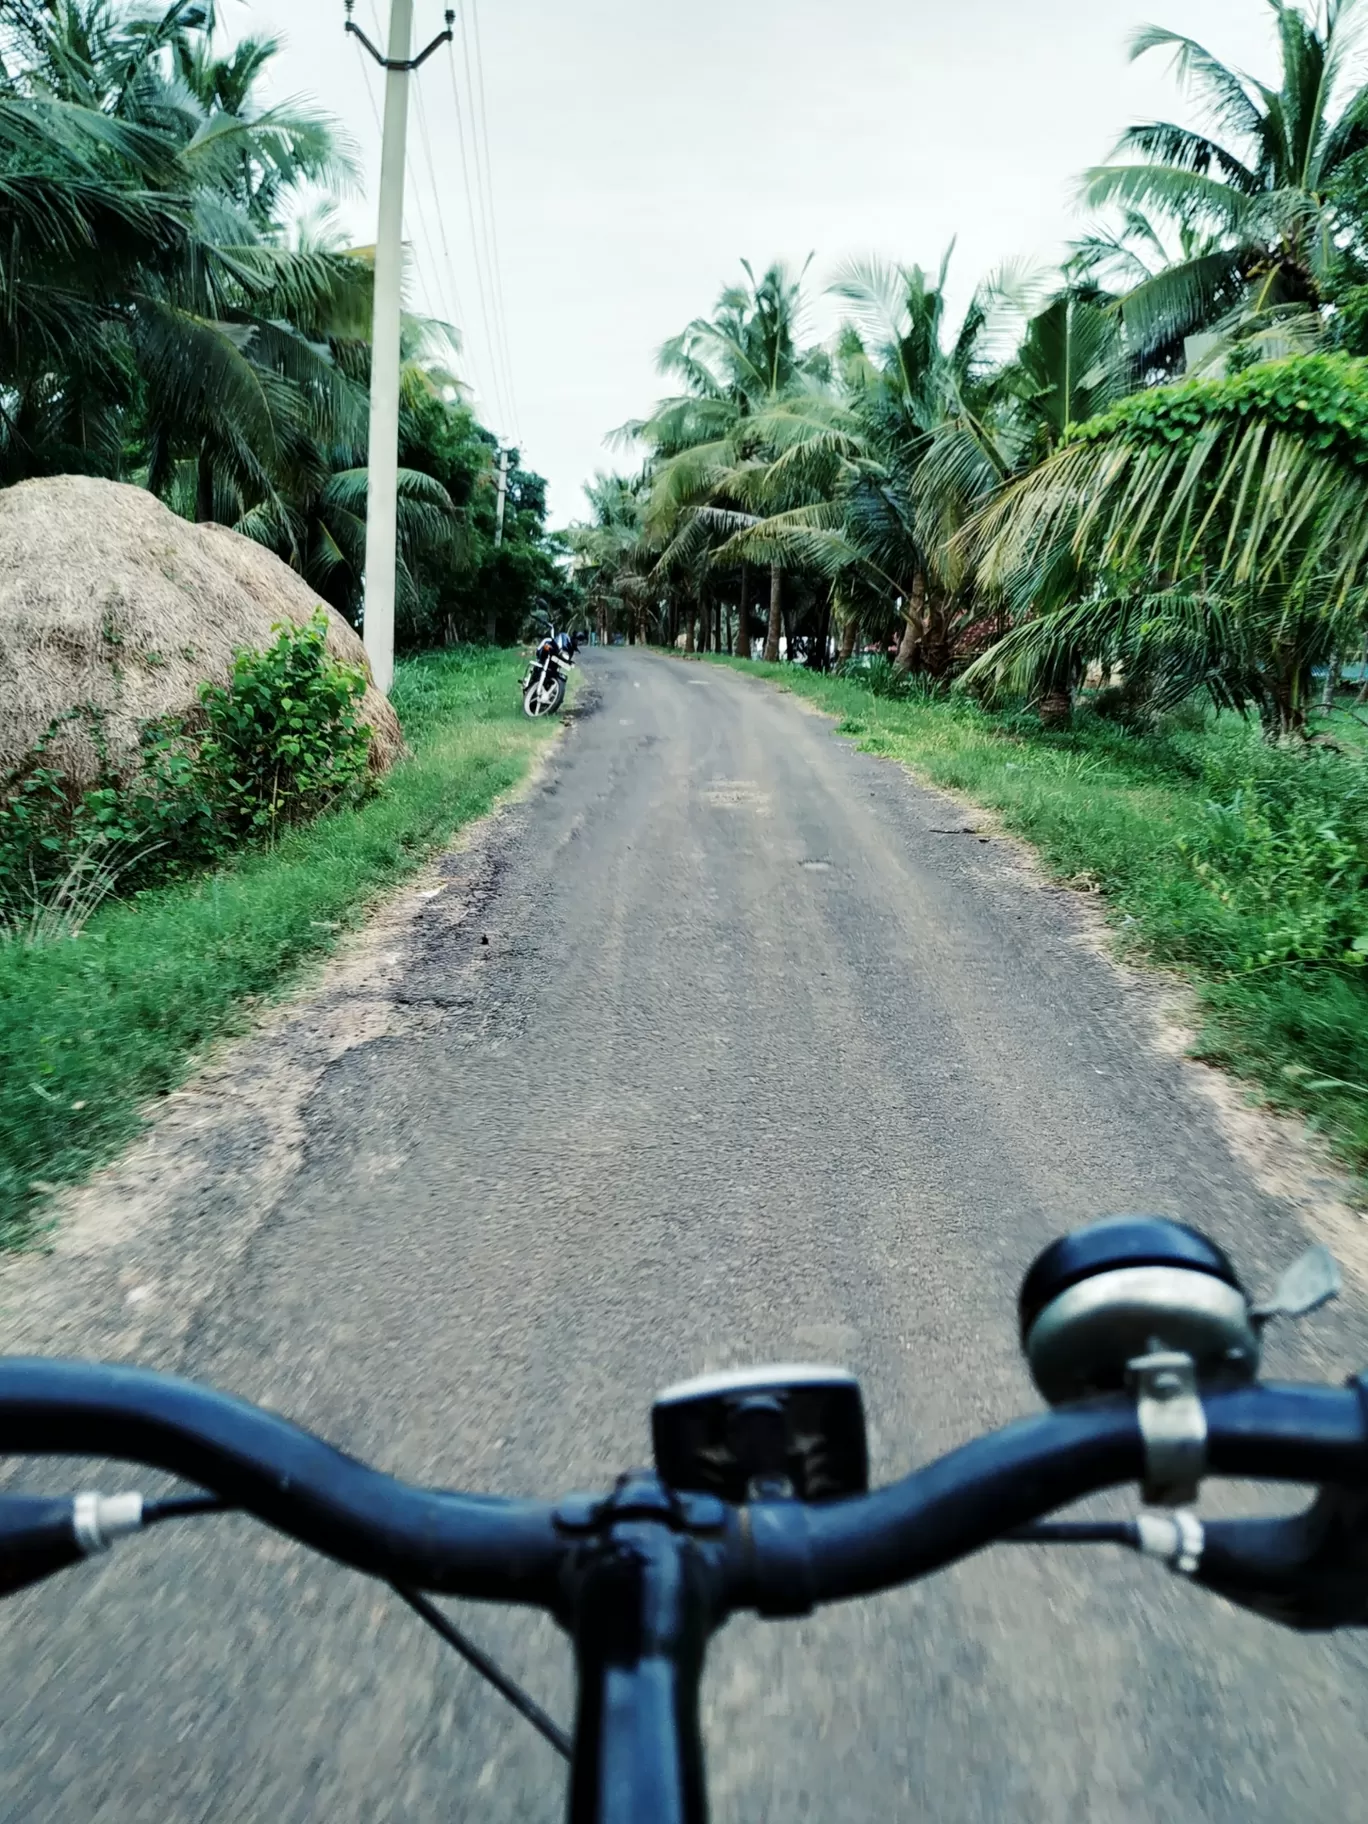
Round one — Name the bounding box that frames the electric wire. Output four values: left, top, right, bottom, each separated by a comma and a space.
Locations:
357, 9, 496, 422
454, 2, 520, 441
353, 33, 383, 135
413, 75, 497, 419
1005, 1521, 1139, 1545
468, 0, 522, 439
142, 1494, 229, 1525
443, 37, 508, 436
453, 6, 506, 402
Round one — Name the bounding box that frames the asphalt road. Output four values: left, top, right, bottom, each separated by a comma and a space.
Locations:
4, 648, 1368, 1822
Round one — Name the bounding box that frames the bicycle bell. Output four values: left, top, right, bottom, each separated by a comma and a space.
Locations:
1018, 1215, 1261, 1405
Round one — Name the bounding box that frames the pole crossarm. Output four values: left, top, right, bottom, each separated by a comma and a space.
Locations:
345, 5, 454, 71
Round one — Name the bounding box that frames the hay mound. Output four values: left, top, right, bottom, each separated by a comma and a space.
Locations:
0, 475, 404, 792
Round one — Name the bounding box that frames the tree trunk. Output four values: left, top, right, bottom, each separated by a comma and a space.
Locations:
1321, 654, 1341, 712
924, 594, 954, 678
195, 450, 214, 524
1037, 687, 1072, 728
892, 573, 926, 674
763, 563, 782, 662
780, 591, 797, 662
1266, 663, 1310, 740
839, 614, 858, 663
683, 609, 695, 653
815, 590, 833, 671
736, 562, 750, 656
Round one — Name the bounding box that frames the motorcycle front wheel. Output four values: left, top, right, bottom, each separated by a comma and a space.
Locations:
522, 670, 565, 717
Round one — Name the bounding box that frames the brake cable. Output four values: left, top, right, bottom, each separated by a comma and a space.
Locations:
143, 1494, 229, 1524
391, 1585, 572, 1759
129, 1495, 572, 1758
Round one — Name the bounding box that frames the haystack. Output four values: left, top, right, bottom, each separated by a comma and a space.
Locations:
0, 475, 404, 792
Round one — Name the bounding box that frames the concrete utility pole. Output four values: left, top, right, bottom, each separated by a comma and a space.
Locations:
486, 446, 508, 644
345, 2, 454, 695
493, 447, 509, 547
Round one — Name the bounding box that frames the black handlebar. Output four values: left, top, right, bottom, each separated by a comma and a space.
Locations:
4, 1359, 1368, 1618
9, 1360, 1368, 1824
743, 1380, 1368, 1608
0, 1359, 565, 1605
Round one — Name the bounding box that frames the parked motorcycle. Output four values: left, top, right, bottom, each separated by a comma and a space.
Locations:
521, 618, 585, 717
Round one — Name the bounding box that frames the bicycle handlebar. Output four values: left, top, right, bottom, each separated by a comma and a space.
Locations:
4, 1358, 1368, 1616
0, 1358, 565, 1605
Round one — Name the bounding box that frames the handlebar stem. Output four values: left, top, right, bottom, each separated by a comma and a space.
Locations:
564, 1520, 718, 1824
556, 1476, 735, 1824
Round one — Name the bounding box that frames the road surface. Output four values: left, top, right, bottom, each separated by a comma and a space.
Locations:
4, 648, 1368, 1821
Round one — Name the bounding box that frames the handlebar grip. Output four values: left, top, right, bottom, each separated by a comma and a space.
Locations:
0, 1497, 86, 1597
1196, 1489, 1368, 1631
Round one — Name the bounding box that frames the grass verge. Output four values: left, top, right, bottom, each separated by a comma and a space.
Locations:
711, 656, 1368, 1180
0, 647, 554, 1247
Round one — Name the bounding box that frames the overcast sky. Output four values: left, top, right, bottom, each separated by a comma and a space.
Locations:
229, 0, 1279, 523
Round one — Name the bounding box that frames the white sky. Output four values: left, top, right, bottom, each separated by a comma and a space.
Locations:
228, 0, 1280, 523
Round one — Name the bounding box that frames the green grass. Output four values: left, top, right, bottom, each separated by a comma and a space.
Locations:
713, 656, 1368, 1178
0, 647, 554, 1246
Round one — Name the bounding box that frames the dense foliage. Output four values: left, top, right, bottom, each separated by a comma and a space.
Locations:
578, 0, 1368, 739
0, 614, 374, 933
0, 0, 562, 648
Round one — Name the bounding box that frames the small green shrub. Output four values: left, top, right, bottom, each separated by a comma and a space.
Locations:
195, 612, 372, 840
835, 655, 944, 701
0, 613, 373, 931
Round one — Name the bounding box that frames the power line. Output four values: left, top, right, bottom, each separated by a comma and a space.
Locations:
355, 1, 515, 442
413, 76, 499, 420
468, 0, 522, 440
455, 1, 520, 442
444, 38, 510, 437
356, 16, 497, 423
353, 34, 383, 135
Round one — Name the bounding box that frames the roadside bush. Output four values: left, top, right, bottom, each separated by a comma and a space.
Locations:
195, 611, 373, 840
1177, 752, 1368, 973
0, 613, 374, 933
836, 655, 944, 701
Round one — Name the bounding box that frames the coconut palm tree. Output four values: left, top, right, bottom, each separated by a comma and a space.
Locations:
568, 472, 657, 643
0, 1, 370, 518
633, 260, 825, 660
960, 353, 1368, 734
1083, 0, 1368, 368
709, 256, 1117, 682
